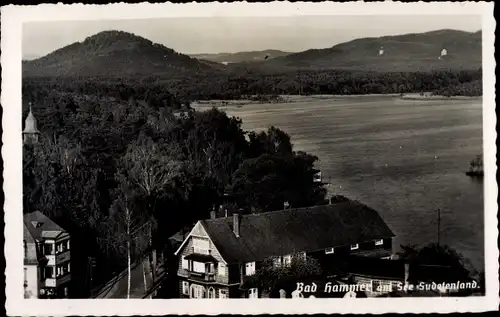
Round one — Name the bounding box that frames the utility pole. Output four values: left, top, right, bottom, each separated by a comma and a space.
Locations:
437, 208, 441, 246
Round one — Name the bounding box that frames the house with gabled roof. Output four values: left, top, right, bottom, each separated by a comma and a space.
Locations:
23, 211, 72, 298
174, 199, 395, 298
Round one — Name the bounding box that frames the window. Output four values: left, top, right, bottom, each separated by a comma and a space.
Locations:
193, 261, 205, 273
44, 243, 54, 255
190, 284, 206, 298
350, 244, 359, 250
193, 237, 210, 255
45, 266, 54, 279
273, 256, 282, 268
207, 263, 215, 274
249, 288, 258, 299
325, 247, 335, 254
218, 263, 226, 276
56, 240, 69, 254
219, 289, 228, 299
24, 241, 28, 258
182, 281, 189, 295
181, 256, 189, 270
59, 262, 70, 276
283, 255, 292, 267
375, 239, 384, 246
245, 262, 256, 276
208, 287, 216, 298
56, 243, 63, 254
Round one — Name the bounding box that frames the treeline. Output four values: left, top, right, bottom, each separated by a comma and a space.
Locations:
141, 68, 483, 99
22, 78, 326, 297
25, 67, 482, 105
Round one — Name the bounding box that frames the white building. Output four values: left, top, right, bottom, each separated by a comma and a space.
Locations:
23, 103, 40, 145
24, 211, 71, 298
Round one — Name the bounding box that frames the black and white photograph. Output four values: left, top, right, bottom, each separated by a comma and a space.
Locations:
2, 2, 498, 315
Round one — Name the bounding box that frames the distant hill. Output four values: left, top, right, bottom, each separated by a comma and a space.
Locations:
190, 49, 291, 64
265, 29, 482, 72
22, 54, 40, 61
23, 30, 223, 78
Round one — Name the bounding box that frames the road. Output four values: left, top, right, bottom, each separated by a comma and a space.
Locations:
93, 258, 165, 298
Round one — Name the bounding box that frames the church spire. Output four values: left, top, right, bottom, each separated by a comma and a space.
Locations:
23, 102, 40, 144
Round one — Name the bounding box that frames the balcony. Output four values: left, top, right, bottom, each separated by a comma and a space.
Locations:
44, 273, 71, 288
188, 271, 215, 282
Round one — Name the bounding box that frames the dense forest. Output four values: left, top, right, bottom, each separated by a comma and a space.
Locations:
22, 78, 327, 297
24, 67, 482, 106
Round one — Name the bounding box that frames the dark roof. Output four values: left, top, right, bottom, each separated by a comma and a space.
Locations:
201, 201, 395, 264
23, 211, 65, 240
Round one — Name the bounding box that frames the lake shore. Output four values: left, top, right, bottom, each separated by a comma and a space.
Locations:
192, 93, 482, 107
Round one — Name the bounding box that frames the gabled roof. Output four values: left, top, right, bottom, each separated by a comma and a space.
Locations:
23, 211, 66, 240
200, 200, 395, 264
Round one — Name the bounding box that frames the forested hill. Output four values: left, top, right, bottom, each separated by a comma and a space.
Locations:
22, 30, 223, 78
264, 29, 482, 72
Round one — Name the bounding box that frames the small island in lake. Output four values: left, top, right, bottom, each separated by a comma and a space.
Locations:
466, 154, 484, 177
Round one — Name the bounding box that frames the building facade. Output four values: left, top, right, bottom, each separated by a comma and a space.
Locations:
174, 200, 395, 298
23, 211, 72, 298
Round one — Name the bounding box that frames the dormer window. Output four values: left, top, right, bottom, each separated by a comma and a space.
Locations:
375, 239, 384, 246
31, 221, 43, 228
350, 244, 359, 250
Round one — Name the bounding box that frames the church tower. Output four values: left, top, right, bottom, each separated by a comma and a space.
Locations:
23, 103, 40, 145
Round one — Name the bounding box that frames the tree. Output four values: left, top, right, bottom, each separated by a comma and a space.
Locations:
397, 243, 480, 293
99, 135, 190, 296
230, 152, 326, 212
243, 253, 322, 297
247, 126, 293, 158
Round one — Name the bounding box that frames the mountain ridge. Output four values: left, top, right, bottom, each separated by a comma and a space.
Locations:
23, 28, 482, 78
23, 30, 223, 78
263, 29, 482, 72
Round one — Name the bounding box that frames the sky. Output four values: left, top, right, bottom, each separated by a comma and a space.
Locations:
22, 15, 481, 59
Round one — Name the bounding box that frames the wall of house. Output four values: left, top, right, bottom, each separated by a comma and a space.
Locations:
178, 277, 230, 298
24, 264, 39, 298
25, 242, 39, 263
311, 238, 392, 264
177, 222, 229, 285
353, 275, 400, 297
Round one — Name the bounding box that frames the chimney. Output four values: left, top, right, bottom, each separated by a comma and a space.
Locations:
233, 213, 240, 238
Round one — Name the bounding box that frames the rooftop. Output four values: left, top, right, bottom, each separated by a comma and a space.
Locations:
23, 211, 66, 241
200, 200, 395, 264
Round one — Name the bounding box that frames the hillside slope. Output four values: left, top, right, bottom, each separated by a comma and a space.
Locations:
265, 29, 482, 72
23, 30, 223, 78
191, 49, 291, 64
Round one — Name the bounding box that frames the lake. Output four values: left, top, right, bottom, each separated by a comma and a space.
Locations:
193, 95, 484, 272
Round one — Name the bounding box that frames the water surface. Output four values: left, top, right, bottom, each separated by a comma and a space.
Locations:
194, 96, 484, 272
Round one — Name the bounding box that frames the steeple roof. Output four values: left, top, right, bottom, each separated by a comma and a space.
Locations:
23, 103, 40, 134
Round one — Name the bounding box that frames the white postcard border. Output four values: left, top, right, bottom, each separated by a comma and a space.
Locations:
2, 2, 498, 316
